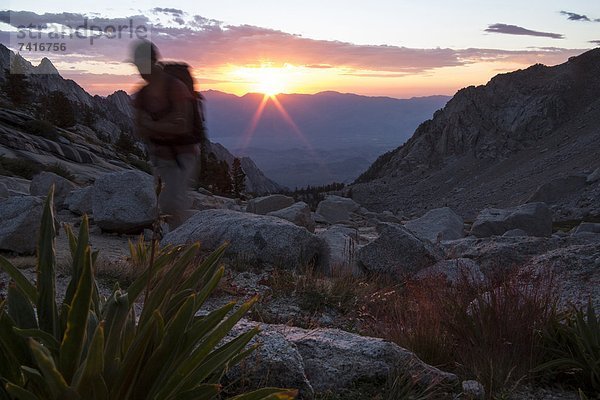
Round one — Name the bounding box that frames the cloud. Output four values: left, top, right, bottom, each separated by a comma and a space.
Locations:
560, 11, 591, 21
152, 8, 184, 16
485, 23, 564, 39
590, 40, 600, 45
0, 10, 584, 77
305, 64, 334, 69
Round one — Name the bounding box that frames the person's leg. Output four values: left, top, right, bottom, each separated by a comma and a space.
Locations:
152, 153, 198, 230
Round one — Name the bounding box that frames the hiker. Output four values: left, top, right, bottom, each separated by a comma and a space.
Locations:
130, 40, 203, 230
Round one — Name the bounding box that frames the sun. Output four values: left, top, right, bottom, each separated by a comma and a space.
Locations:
257, 74, 285, 96
254, 67, 287, 96
231, 65, 289, 96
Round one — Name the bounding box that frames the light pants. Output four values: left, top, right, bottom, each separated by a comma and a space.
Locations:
150, 152, 198, 230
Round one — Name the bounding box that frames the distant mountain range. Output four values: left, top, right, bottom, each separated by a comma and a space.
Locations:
203, 90, 450, 187
351, 48, 600, 220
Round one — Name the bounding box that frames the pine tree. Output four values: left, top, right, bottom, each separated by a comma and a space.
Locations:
231, 157, 246, 197
217, 160, 233, 195
2, 66, 31, 106
39, 91, 76, 128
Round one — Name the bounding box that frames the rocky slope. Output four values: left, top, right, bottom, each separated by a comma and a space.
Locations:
351, 48, 600, 220
0, 44, 280, 193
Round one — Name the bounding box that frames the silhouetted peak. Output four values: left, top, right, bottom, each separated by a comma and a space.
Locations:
35, 57, 59, 74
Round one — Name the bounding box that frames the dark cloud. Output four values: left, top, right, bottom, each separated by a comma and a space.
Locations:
485, 23, 564, 39
560, 11, 591, 21
152, 8, 184, 16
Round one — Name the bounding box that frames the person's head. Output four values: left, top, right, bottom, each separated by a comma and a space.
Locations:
131, 40, 160, 81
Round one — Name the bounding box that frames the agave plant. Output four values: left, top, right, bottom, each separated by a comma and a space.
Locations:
0, 187, 297, 400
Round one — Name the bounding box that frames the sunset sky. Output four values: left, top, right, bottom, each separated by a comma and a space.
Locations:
1, 0, 599, 98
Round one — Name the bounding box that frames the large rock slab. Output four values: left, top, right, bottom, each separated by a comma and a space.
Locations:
315, 195, 360, 224
162, 209, 327, 269
268, 202, 315, 233
470, 202, 552, 238
357, 222, 439, 278
0, 196, 44, 254
226, 320, 457, 397
30, 171, 76, 208
404, 207, 464, 242
64, 186, 94, 215
246, 194, 294, 215
282, 326, 458, 392
317, 225, 361, 276
92, 170, 156, 233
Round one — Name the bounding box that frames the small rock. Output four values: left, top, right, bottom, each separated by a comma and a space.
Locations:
318, 225, 361, 276
502, 228, 529, 237
246, 194, 294, 215
415, 258, 484, 285
574, 222, 600, 235
268, 202, 315, 233
315, 195, 360, 224
587, 168, 600, 184
462, 380, 485, 400
470, 203, 552, 238
64, 186, 94, 215
0, 196, 44, 254
30, 171, 77, 208
405, 207, 464, 242
0, 182, 9, 199
92, 170, 156, 233
357, 222, 439, 277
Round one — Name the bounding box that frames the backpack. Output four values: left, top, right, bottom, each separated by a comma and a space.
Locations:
143, 62, 208, 146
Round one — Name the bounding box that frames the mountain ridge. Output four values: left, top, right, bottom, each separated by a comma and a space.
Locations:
351, 48, 600, 220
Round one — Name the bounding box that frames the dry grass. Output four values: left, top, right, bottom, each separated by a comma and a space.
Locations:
361, 267, 560, 398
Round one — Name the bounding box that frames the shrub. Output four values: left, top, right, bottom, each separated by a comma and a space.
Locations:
534, 300, 600, 394
446, 269, 558, 396
127, 156, 153, 175
0, 156, 41, 179
22, 119, 60, 141
268, 267, 369, 315
0, 187, 297, 399
362, 268, 559, 398
41, 91, 76, 128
